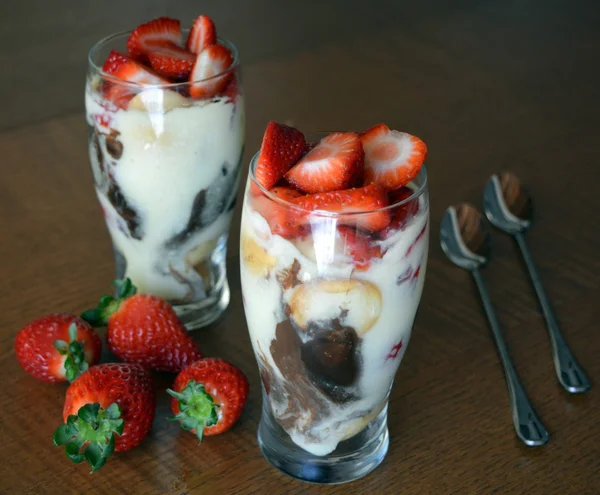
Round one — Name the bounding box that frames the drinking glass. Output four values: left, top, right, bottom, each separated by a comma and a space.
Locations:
240, 141, 429, 484
86, 32, 245, 329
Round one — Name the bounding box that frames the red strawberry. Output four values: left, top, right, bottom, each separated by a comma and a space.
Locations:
189, 44, 234, 98
103, 58, 169, 108
255, 121, 306, 190
222, 73, 240, 103
53, 363, 156, 472
82, 279, 202, 373
127, 17, 182, 61
168, 358, 249, 440
379, 186, 420, 238
102, 50, 130, 75
285, 132, 364, 194
148, 45, 196, 80
292, 183, 391, 232
360, 124, 427, 190
250, 193, 308, 239
14, 314, 101, 384
186, 15, 217, 54
337, 226, 382, 270
270, 186, 303, 202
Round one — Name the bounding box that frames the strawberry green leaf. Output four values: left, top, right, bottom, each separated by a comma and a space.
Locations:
167, 380, 220, 443
82, 278, 138, 327
56, 323, 91, 383
53, 402, 124, 473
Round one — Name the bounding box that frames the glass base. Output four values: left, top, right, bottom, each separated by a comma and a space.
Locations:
172, 280, 230, 330
257, 401, 390, 485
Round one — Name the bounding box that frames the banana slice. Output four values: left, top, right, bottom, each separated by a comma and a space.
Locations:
289, 279, 382, 336
340, 401, 387, 441
241, 232, 276, 277
127, 88, 190, 112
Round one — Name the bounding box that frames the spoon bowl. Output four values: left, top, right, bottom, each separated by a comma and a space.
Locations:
484, 172, 532, 234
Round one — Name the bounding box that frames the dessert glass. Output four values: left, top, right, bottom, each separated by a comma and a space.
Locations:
86, 32, 245, 329
240, 141, 429, 484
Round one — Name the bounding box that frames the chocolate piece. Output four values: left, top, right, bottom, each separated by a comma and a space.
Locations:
94, 131, 104, 174
107, 182, 143, 240
276, 259, 302, 290
105, 129, 123, 160
301, 321, 360, 402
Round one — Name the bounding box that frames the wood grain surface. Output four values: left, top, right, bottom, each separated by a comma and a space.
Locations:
1, 0, 599, 493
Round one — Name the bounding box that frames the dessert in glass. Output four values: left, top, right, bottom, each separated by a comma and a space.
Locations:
240, 122, 429, 483
86, 15, 245, 329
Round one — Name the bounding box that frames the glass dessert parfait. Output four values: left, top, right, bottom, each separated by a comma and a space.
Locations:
86, 16, 245, 329
240, 122, 429, 483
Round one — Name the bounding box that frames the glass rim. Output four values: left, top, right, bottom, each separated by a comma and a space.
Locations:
248, 147, 428, 216
87, 29, 240, 89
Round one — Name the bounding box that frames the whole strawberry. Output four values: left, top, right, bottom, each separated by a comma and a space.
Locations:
14, 314, 102, 383
168, 358, 249, 441
53, 363, 156, 472
82, 279, 202, 373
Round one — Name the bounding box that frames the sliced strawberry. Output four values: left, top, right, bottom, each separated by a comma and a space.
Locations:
270, 186, 303, 203
361, 124, 427, 190
127, 17, 182, 61
186, 15, 217, 54
250, 193, 308, 239
292, 183, 391, 232
102, 50, 131, 75
379, 186, 420, 238
103, 59, 170, 108
337, 226, 382, 270
189, 44, 234, 98
285, 132, 364, 194
148, 45, 196, 80
255, 121, 306, 190
222, 73, 240, 103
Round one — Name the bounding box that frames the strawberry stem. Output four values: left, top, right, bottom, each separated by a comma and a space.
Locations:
53, 403, 124, 473
54, 323, 90, 382
167, 380, 219, 442
81, 278, 137, 327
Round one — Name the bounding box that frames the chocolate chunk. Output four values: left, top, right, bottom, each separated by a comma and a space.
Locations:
107, 183, 143, 240
301, 321, 359, 389
276, 259, 302, 290
222, 165, 228, 176
94, 131, 104, 174
105, 129, 123, 160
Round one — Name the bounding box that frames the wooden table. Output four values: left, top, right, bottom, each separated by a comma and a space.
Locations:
1, 1, 599, 493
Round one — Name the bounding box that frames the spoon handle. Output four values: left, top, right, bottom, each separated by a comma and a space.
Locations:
514, 233, 591, 393
472, 268, 550, 446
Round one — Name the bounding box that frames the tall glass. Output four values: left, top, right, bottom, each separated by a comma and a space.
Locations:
86, 33, 245, 329
240, 143, 429, 484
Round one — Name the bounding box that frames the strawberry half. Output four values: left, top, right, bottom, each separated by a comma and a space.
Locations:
102, 56, 170, 108
255, 121, 306, 190
379, 186, 420, 238
127, 17, 182, 61
102, 50, 130, 75
285, 132, 364, 194
337, 226, 382, 270
186, 15, 217, 54
361, 124, 427, 190
148, 45, 196, 80
168, 358, 249, 441
189, 44, 234, 98
270, 186, 303, 202
250, 193, 308, 239
292, 183, 391, 232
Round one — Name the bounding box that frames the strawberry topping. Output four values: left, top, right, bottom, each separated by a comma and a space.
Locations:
102, 50, 131, 75
361, 123, 427, 190
127, 17, 182, 61
379, 186, 420, 238
148, 45, 196, 80
186, 15, 217, 54
103, 59, 169, 108
337, 226, 382, 270
292, 183, 391, 232
189, 44, 234, 98
285, 132, 364, 194
255, 122, 306, 190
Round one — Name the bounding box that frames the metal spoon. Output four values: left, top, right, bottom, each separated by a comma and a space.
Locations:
484, 173, 590, 394
441, 203, 549, 447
